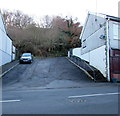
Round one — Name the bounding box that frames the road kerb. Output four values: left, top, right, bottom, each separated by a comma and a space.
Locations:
0, 63, 19, 78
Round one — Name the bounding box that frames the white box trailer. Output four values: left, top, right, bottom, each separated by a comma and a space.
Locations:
0, 13, 15, 66
71, 12, 120, 82
12, 45, 16, 60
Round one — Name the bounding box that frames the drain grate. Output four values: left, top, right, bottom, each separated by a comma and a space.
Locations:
68, 98, 86, 103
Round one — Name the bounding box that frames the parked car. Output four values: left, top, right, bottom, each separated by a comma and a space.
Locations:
19, 53, 33, 64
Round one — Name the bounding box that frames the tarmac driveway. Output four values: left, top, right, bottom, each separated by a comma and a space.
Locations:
2, 57, 95, 90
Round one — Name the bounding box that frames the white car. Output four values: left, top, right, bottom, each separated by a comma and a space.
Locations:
19, 53, 33, 64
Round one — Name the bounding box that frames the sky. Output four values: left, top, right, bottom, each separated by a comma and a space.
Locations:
0, 0, 119, 25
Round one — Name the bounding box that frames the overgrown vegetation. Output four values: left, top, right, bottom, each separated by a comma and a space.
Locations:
2, 10, 83, 57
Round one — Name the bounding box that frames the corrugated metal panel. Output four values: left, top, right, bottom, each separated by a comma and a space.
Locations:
0, 50, 2, 66
0, 29, 2, 50
73, 48, 81, 58
12, 54, 16, 60
81, 27, 106, 54
12, 46, 16, 60
12, 46, 16, 53
0, 14, 6, 34
81, 14, 106, 41
81, 14, 106, 55
1, 52, 11, 65
6, 36, 12, 55
0, 14, 13, 66
89, 45, 106, 77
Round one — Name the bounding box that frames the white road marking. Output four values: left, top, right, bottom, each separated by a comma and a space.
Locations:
0, 63, 19, 78
0, 100, 21, 103
68, 92, 119, 98
66, 57, 94, 80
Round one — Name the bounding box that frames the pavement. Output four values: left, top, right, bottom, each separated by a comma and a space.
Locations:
0, 60, 19, 77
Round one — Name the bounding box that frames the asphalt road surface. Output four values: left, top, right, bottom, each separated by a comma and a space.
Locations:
1, 57, 119, 114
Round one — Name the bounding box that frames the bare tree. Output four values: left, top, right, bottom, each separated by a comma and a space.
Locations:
39, 15, 52, 28
2, 10, 35, 28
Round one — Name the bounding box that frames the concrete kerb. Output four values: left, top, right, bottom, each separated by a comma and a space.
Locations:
66, 57, 94, 80
0, 62, 19, 78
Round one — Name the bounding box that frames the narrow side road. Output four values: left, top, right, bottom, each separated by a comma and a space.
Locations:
2, 57, 94, 90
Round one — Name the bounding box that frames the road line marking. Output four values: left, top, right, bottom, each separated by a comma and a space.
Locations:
0, 100, 21, 103
0, 63, 19, 78
68, 92, 119, 98
66, 57, 94, 80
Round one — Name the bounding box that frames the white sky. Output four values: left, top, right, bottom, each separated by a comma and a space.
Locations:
0, 0, 119, 25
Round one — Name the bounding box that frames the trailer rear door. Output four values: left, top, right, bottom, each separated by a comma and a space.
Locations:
110, 49, 120, 81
